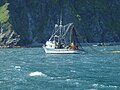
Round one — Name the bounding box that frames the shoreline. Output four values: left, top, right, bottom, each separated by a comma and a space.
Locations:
0, 42, 120, 49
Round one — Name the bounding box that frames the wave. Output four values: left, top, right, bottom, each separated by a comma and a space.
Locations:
92, 83, 118, 89
14, 66, 21, 71
29, 71, 47, 77
15, 66, 21, 69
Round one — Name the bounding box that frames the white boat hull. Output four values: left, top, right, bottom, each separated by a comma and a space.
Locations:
43, 47, 83, 54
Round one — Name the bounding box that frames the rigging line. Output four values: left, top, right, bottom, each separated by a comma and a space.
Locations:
84, 40, 106, 54
76, 32, 110, 54
49, 28, 61, 41
51, 26, 57, 36
77, 32, 100, 52
62, 23, 73, 37
73, 27, 84, 50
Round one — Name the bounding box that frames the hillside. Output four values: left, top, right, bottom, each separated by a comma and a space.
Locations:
0, 0, 120, 46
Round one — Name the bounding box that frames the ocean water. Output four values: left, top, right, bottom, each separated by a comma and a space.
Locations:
0, 46, 120, 90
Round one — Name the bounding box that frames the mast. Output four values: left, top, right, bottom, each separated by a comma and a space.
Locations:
70, 27, 76, 44
59, 10, 62, 37
57, 8, 63, 44
70, 28, 73, 44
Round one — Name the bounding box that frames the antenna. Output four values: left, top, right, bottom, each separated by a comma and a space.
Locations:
60, 10, 62, 25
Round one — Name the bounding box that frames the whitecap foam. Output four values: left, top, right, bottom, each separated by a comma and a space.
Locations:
100, 84, 105, 88
15, 66, 21, 69
92, 84, 99, 87
92, 83, 118, 89
66, 79, 71, 82
29, 71, 47, 77
15, 66, 21, 71
108, 85, 118, 88
70, 70, 76, 73
90, 89, 97, 90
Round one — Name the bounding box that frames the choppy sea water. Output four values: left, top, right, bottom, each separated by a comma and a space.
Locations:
0, 46, 120, 90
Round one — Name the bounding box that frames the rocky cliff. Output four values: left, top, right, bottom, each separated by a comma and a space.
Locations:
0, 0, 120, 46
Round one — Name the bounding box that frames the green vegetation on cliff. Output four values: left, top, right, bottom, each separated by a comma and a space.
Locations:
0, 3, 11, 33
0, 3, 9, 23
0, 3, 20, 47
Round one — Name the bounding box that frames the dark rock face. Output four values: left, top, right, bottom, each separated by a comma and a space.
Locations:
1, 0, 120, 46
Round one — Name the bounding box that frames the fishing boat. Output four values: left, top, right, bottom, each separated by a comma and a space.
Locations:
43, 20, 84, 54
